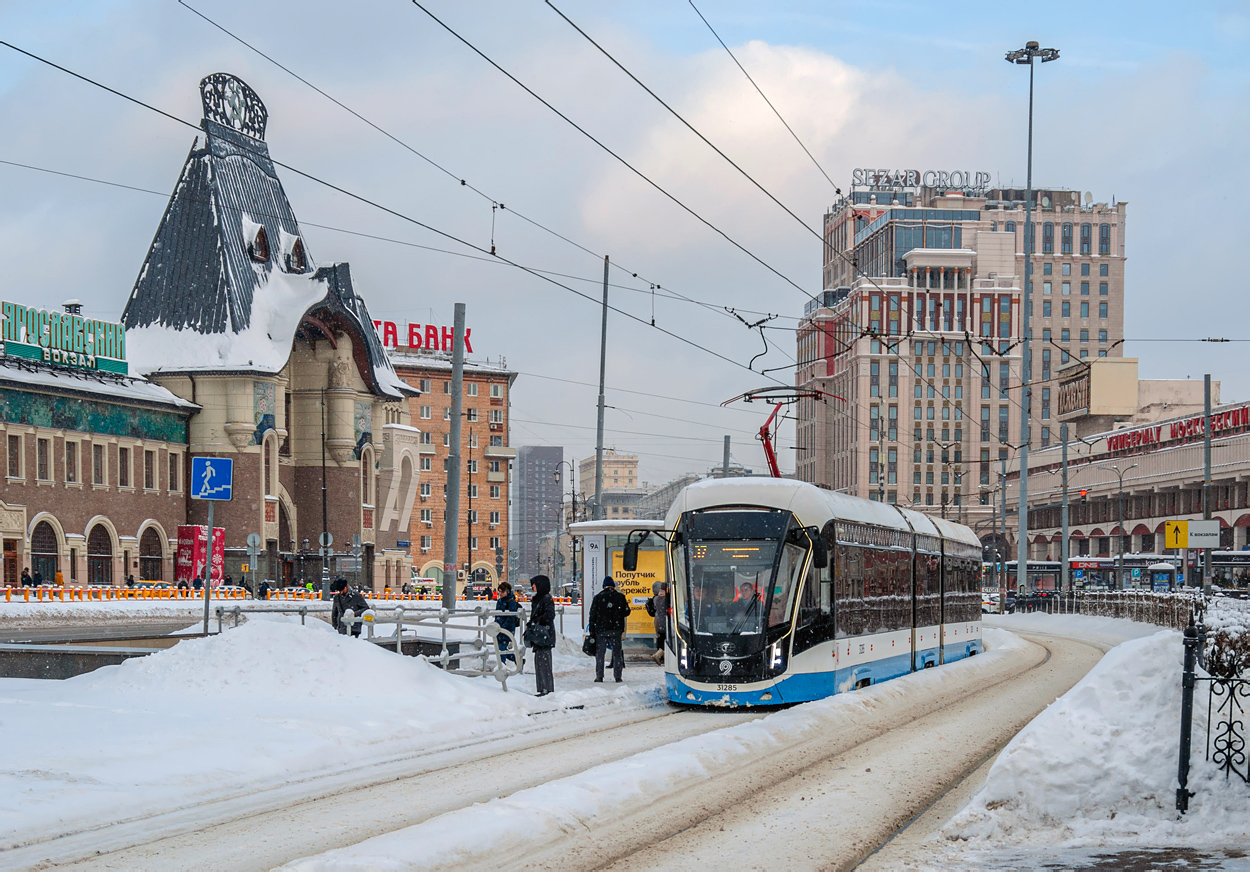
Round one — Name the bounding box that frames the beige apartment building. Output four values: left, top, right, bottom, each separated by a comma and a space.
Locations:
578, 450, 642, 519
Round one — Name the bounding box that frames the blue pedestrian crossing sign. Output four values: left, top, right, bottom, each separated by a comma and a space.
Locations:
191, 457, 234, 501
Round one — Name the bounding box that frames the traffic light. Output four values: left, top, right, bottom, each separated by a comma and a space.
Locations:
1078, 489, 1088, 503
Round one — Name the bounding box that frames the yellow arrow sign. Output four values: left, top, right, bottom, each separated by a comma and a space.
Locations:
1165, 520, 1188, 550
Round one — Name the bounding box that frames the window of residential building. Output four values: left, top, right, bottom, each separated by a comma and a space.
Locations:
420, 535, 432, 550
1042, 301, 1052, 317
420, 456, 432, 471
490, 536, 501, 550
443, 381, 451, 394
1099, 224, 1111, 255
1062, 281, 1071, 295
1081, 263, 1090, 276
1080, 349, 1089, 358
418, 378, 431, 392
1081, 282, 1089, 295
6, 434, 19, 479
1061, 223, 1073, 254
1042, 222, 1054, 253
467, 484, 478, 499
36, 438, 49, 481
419, 431, 432, 445
1099, 302, 1108, 318
490, 435, 502, 446
1080, 329, 1089, 342
1099, 330, 1108, 343
443, 407, 451, 421
1061, 328, 1070, 342
466, 382, 478, 397
469, 536, 479, 551
490, 484, 501, 499
65, 442, 77, 483
420, 405, 431, 419
1043, 262, 1052, 276
490, 384, 503, 398
489, 511, 500, 525
1081, 302, 1090, 318
1062, 301, 1071, 318
420, 482, 432, 497
1042, 328, 1052, 342
1099, 282, 1108, 296
1080, 223, 1092, 255
1043, 281, 1052, 295
489, 409, 504, 423
420, 508, 432, 523
1100, 263, 1109, 277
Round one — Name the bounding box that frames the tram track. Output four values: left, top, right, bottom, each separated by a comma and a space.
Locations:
508, 633, 1101, 872
18, 698, 761, 871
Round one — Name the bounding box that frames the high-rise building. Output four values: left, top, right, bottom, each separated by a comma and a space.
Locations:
513, 445, 563, 578
389, 352, 516, 587
798, 172, 1127, 525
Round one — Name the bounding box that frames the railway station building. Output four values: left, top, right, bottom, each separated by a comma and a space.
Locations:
2, 73, 424, 590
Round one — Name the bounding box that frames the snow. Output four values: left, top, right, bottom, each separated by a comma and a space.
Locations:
277, 628, 1032, 872
126, 266, 326, 376
939, 629, 1250, 859
0, 620, 656, 847
985, 612, 1165, 648
0, 359, 197, 408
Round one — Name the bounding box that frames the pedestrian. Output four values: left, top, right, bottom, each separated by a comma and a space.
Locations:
55, 570, 65, 587
495, 581, 519, 664
258, 579, 271, 600
526, 574, 556, 696
32, 569, 43, 586
650, 580, 669, 665
126, 574, 135, 588
330, 577, 369, 636
588, 576, 631, 683
20, 568, 31, 587
193, 577, 203, 592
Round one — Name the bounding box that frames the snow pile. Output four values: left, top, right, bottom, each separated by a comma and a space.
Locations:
941, 630, 1250, 853
278, 628, 1032, 871
0, 620, 652, 846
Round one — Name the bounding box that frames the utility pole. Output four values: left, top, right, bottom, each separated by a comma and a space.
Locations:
1203, 373, 1212, 593
466, 426, 474, 589
320, 389, 329, 599
722, 436, 731, 477
594, 256, 609, 519
443, 302, 466, 610
1061, 422, 1070, 591
1000, 459, 1008, 598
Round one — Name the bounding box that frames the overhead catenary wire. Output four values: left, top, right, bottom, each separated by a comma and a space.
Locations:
0, 40, 786, 389
176, 0, 776, 342
686, 0, 840, 193
406, 1, 816, 303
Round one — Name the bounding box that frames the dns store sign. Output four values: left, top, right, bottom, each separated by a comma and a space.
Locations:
373, 320, 473, 354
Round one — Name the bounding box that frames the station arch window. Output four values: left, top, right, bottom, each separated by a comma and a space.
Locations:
139, 527, 163, 581
87, 524, 113, 586
30, 521, 59, 583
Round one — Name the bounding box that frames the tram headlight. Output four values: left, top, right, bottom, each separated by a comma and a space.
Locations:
678, 640, 689, 671
769, 642, 786, 672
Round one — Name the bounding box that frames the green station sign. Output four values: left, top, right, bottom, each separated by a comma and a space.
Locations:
1, 301, 128, 375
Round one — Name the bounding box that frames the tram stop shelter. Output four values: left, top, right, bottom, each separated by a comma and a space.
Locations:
569, 519, 666, 649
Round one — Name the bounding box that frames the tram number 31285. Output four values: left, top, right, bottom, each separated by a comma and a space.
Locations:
716, 684, 738, 692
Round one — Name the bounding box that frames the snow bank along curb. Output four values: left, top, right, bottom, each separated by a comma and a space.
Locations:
278, 629, 1037, 872
0, 620, 658, 850
940, 628, 1250, 855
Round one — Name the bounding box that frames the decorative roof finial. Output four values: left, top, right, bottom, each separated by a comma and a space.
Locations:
199, 73, 268, 140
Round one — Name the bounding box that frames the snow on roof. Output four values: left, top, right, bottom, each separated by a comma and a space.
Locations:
569, 519, 665, 535
0, 358, 197, 410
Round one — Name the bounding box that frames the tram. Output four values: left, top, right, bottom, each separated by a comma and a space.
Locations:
645, 478, 982, 707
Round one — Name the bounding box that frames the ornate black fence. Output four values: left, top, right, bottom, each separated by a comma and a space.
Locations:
1177, 601, 1250, 812
1030, 590, 1200, 631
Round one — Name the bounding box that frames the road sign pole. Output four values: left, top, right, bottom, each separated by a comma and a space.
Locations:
201, 499, 214, 635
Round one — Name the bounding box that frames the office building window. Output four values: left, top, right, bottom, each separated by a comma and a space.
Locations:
1099, 224, 1111, 255
1062, 282, 1071, 295
1042, 328, 1051, 342
1081, 282, 1089, 295
1099, 283, 1108, 296
1043, 262, 1052, 276
1042, 222, 1054, 253
1099, 330, 1108, 343
1061, 328, 1070, 342
1080, 223, 1092, 255
1061, 302, 1071, 318
1042, 301, 1052, 317
1081, 263, 1090, 276
1081, 302, 1090, 318
1100, 263, 1109, 277
1099, 302, 1109, 318
1061, 223, 1073, 254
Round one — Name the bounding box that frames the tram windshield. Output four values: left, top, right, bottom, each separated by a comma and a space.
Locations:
674, 509, 805, 637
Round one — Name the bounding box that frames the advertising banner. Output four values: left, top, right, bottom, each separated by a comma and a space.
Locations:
610, 547, 665, 637
175, 525, 226, 585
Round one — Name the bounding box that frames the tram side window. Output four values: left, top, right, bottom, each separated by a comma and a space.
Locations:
942, 555, 980, 624
794, 562, 835, 652
914, 552, 941, 628
835, 542, 867, 638
837, 540, 910, 638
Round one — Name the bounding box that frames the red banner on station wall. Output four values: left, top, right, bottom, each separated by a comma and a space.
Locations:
176, 525, 225, 585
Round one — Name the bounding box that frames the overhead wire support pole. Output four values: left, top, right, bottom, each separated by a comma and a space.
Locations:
443, 303, 466, 610
1204, 373, 1212, 593
1005, 40, 1059, 600
1061, 422, 1070, 592
594, 257, 609, 520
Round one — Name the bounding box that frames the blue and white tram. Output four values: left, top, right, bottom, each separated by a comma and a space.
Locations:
659, 478, 982, 707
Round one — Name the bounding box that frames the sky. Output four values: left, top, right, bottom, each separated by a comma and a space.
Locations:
1, 0, 1248, 488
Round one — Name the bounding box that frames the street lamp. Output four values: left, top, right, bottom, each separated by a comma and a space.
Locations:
1095, 463, 1138, 589
554, 459, 579, 596
1005, 40, 1059, 598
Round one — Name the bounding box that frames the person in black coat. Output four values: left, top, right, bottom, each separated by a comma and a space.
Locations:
528, 574, 556, 696
495, 581, 519, 664
588, 577, 632, 682
330, 578, 369, 636
20, 568, 32, 587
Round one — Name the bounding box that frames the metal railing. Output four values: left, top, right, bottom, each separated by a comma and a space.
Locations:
1023, 590, 1201, 630
213, 602, 565, 692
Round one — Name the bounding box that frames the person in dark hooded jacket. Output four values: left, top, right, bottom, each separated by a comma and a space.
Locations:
528, 574, 556, 696
330, 578, 369, 636
588, 577, 631, 682
495, 581, 519, 664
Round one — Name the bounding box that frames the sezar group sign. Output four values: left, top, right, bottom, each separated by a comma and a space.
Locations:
373, 320, 473, 354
